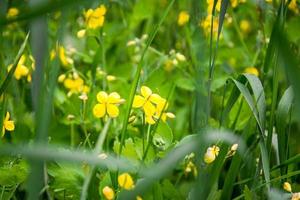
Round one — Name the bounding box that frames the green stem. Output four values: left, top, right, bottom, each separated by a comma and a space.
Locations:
118, 0, 175, 155
80, 118, 111, 200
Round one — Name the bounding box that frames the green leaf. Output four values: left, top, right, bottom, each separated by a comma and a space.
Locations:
153, 122, 173, 151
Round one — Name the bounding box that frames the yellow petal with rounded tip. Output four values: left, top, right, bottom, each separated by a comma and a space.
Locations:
5, 112, 10, 121
132, 95, 145, 108
141, 86, 152, 98
93, 103, 106, 118
107, 104, 119, 118
108, 92, 121, 104
143, 101, 156, 116
145, 115, 156, 124
4, 120, 15, 131
204, 148, 216, 164
118, 173, 134, 190
149, 93, 162, 104
97, 91, 108, 103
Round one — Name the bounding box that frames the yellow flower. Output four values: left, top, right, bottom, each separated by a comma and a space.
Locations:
133, 86, 160, 117
7, 8, 19, 18
85, 5, 107, 29
102, 186, 115, 200
8, 55, 29, 80
283, 182, 292, 193
93, 91, 124, 118
118, 173, 134, 190
136, 196, 143, 200
59, 46, 73, 67
154, 97, 175, 122
204, 145, 220, 164
244, 67, 259, 76
2, 112, 15, 137
177, 11, 190, 26
240, 20, 251, 34
77, 29, 86, 38
58, 74, 66, 83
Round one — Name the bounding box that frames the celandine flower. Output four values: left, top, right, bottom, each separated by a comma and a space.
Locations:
244, 67, 259, 76
8, 55, 29, 80
204, 145, 220, 164
118, 173, 134, 190
93, 92, 124, 118
133, 86, 175, 124
283, 182, 292, 193
2, 112, 15, 137
6, 8, 19, 18
85, 5, 107, 29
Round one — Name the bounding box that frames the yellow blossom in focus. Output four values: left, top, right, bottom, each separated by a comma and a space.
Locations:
177, 11, 190, 26
283, 182, 292, 192
240, 20, 251, 34
2, 112, 15, 137
85, 5, 107, 29
93, 91, 124, 118
244, 67, 259, 76
7, 8, 19, 18
102, 186, 115, 200
204, 145, 220, 164
118, 173, 134, 190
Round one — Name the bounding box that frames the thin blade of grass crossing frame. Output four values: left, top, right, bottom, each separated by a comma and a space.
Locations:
207, 0, 230, 119
0, 33, 29, 96
118, 0, 175, 154
231, 79, 270, 189
276, 87, 293, 176
271, 154, 300, 171
221, 76, 270, 188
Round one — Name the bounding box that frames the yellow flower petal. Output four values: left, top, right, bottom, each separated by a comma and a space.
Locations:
102, 186, 115, 200
204, 148, 216, 164
143, 101, 156, 116
118, 173, 134, 190
132, 95, 145, 108
108, 92, 121, 104
107, 104, 119, 118
145, 115, 156, 124
141, 86, 152, 98
4, 120, 15, 131
149, 93, 162, 104
97, 91, 108, 103
93, 103, 106, 118
5, 112, 10, 121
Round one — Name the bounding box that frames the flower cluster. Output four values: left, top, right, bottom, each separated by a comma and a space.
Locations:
93, 91, 125, 118
132, 86, 175, 124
